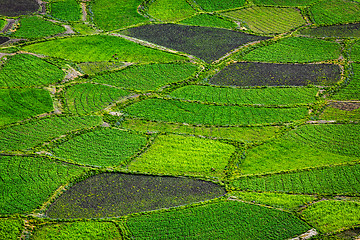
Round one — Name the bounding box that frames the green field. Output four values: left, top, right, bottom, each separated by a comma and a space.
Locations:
50, 128, 148, 167
0, 54, 64, 87
148, 0, 196, 22
352, 41, 360, 62
195, 0, 246, 11
127, 200, 310, 239
332, 63, 360, 100
0, 88, 53, 126
242, 37, 341, 63
0, 19, 6, 30
0, 155, 85, 214
0, 116, 102, 151
92, 62, 198, 91
179, 13, 237, 29
64, 83, 131, 115
252, 0, 320, 6
12, 16, 65, 39
23, 35, 188, 63
169, 85, 318, 105
49, 0, 81, 22
77, 61, 127, 75
0, 218, 23, 240
222, 6, 306, 34
320, 104, 360, 121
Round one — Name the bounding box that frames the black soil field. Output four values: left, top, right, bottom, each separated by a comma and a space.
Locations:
0, 0, 39, 17
210, 62, 341, 87
46, 173, 226, 219
0, 36, 10, 44
124, 24, 270, 63
300, 23, 360, 38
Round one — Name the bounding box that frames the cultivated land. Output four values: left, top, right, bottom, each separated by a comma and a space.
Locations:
1, 0, 360, 239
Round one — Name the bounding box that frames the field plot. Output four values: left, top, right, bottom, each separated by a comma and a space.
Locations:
48, 0, 81, 22
209, 62, 341, 87
122, 119, 281, 142
301, 200, 360, 233
92, 63, 198, 91
0, 0, 39, 17
12, 16, 65, 39
0, 19, 6, 30
91, 0, 148, 31
0, 218, 23, 240
194, 0, 246, 11
0, 88, 53, 126
123, 98, 308, 126
148, 0, 196, 22
50, 128, 148, 167
77, 62, 127, 75
0, 54, 64, 88
64, 83, 131, 115
0, 155, 85, 214
222, 6, 306, 34
46, 172, 226, 218
333, 63, 360, 100
242, 37, 341, 63
299, 23, 360, 38
127, 201, 310, 239
32, 221, 121, 240
0, 116, 102, 151
320, 102, 360, 121
128, 134, 235, 177
170, 85, 318, 105
179, 13, 237, 29
124, 24, 271, 63
310, 0, 360, 26
252, 0, 320, 6
23, 35, 187, 63
351, 41, 360, 62
240, 123, 360, 175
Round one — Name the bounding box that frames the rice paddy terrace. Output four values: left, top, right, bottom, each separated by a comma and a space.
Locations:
0, 0, 360, 239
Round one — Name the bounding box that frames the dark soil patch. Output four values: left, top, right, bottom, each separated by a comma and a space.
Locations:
300, 23, 360, 38
330, 101, 360, 111
209, 62, 341, 86
0, 0, 39, 17
46, 172, 226, 219
123, 24, 270, 63
0, 36, 10, 45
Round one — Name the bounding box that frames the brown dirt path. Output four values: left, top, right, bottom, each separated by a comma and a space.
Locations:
81, 2, 87, 22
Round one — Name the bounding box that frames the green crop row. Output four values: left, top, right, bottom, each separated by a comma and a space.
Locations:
147, 0, 196, 22
179, 13, 237, 29
48, 0, 82, 22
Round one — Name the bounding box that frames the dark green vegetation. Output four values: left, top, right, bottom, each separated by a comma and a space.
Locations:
23, 35, 187, 62
299, 23, 360, 38
0, 155, 85, 214
0, 218, 23, 240
12, 16, 65, 39
32, 221, 121, 240
64, 83, 131, 115
0, 0, 39, 17
124, 24, 271, 62
46, 173, 226, 218
209, 62, 341, 86
0, 54, 64, 87
333, 63, 360, 100
127, 201, 310, 239
124, 98, 308, 126
49, 0, 81, 22
179, 13, 237, 29
195, 0, 246, 11
92, 62, 198, 91
0, 116, 102, 151
0, 88, 53, 126
51, 128, 148, 167
351, 41, 360, 62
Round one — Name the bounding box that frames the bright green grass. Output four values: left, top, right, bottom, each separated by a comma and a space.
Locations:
51, 128, 148, 167
0, 54, 64, 87
92, 63, 198, 91
242, 37, 341, 63
127, 201, 310, 239
23, 35, 187, 63
78, 62, 126, 75
49, 0, 81, 21
32, 221, 121, 240
169, 85, 318, 105
230, 191, 316, 210
222, 7, 306, 34
121, 118, 282, 142
91, 0, 148, 31
64, 83, 131, 115
0, 88, 53, 126
0, 155, 85, 214
301, 200, 360, 233
148, 0, 196, 22
0, 116, 102, 151
0, 19, 7, 30
128, 134, 235, 177
240, 124, 360, 175
123, 99, 308, 126
0, 218, 23, 240
351, 41, 360, 62
333, 63, 360, 100
71, 22, 97, 35
252, 0, 320, 6
194, 0, 246, 11
310, 0, 360, 26
320, 106, 360, 121
13, 16, 65, 39
179, 13, 237, 29
232, 164, 360, 195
